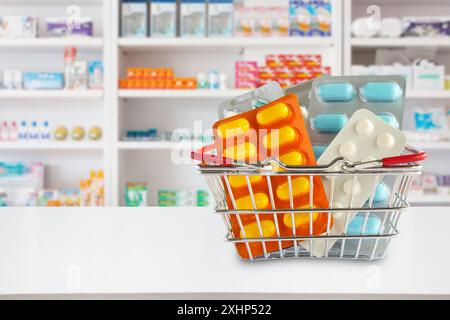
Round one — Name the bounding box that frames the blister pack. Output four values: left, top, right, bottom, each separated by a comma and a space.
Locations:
213, 94, 330, 260
217, 81, 284, 119
288, 75, 406, 159
308, 109, 407, 257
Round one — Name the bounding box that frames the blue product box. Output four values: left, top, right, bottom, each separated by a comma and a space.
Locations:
150, 0, 177, 38
311, 0, 332, 37
208, 0, 234, 37
289, 0, 314, 37
180, 0, 206, 37
121, 0, 148, 38
23, 72, 64, 90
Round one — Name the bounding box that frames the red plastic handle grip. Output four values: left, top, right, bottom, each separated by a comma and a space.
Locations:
191, 144, 234, 165
382, 151, 427, 167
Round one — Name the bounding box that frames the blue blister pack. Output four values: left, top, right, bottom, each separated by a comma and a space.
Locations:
288, 75, 406, 159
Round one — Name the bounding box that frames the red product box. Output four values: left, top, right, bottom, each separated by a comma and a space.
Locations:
266, 54, 287, 68
236, 61, 259, 89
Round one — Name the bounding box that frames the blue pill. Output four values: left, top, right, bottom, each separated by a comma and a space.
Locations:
313, 145, 328, 159
311, 113, 348, 132
360, 81, 403, 102
373, 182, 390, 203
378, 113, 400, 129
347, 214, 381, 235
317, 82, 355, 102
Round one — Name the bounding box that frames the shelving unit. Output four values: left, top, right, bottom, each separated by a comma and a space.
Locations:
111, 0, 343, 206
345, 0, 450, 206
3, 0, 449, 206
409, 194, 450, 206
0, 141, 104, 151
0, 38, 103, 51
0, 0, 112, 204
118, 37, 337, 54
0, 90, 103, 99
118, 89, 246, 99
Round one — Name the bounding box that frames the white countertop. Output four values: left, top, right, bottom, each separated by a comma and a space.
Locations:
0, 207, 449, 299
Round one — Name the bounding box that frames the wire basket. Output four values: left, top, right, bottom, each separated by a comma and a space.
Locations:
192, 144, 426, 261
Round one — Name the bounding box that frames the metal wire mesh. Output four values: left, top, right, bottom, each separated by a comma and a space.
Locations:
199, 156, 421, 261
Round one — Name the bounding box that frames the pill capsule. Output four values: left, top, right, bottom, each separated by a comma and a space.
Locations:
276, 177, 310, 201
339, 142, 357, 159
360, 81, 403, 102
378, 113, 400, 129
256, 103, 292, 127
317, 82, 355, 102
312, 113, 348, 132
240, 220, 276, 239
355, 119, 374, 136
263, 127, 298, 151
313, 145, 327, 159
217, 118, 250, 138
235, 193, 269, 210
228, 175, 264, 189
273, 151, 307, 172
373, 182, 390, 202
347, 214, 381, 235
283, 205, 319, 229
223, 142, 257, 161
377, 133, 395, 150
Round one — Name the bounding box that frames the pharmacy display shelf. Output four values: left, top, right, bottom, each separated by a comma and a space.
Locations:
0, 90, 103, 99
409, 194, 450, 205
1, 0, 103, 5
0, 38, 103, 51
117, 141, 204, 151
0, 141, 105, 151
409, 142, 450, 150
406, 91, 450, 99
119, 89, 450, 100
118, 89, 247, 99
351, 37, 450, 49
118, 37, 338, 54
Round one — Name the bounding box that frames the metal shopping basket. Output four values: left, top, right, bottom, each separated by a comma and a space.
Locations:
191, 144, 426, 261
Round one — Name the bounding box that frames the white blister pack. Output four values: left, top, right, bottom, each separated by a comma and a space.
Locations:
307, 109, 407, 257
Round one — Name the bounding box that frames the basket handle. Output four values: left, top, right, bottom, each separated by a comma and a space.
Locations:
192, 144, 427, 167
191, 143, 235, 165
382, 146, 427, 167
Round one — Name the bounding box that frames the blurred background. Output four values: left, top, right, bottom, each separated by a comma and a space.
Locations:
0, 0, 449, 207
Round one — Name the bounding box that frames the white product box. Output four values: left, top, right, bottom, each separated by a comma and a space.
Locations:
3, 70, 14, 89
382, 64, 413, 90
0, 16, 37, 38
413, 64, 445, 91
351, 65, 383, 76
13, 70, 23, 90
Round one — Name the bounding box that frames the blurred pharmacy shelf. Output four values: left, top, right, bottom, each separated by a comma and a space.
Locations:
0, 38, 103, 51
409, 195, 450, 205
0, 0, 111, 205
118, 37, 337, 54
406, 91, 450, 99
351, 37, 450, 49
117, 141, 204, 151
0, 142, 105, 151
0, 90, 103, 99
410, 142, 450, 151
118, 89, 246, 99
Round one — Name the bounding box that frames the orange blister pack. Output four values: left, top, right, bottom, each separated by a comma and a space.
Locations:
213, 94, 331, 260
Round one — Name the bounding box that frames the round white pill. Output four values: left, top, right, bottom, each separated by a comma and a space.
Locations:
339, 142, 357, 158
355, 119, 374, 136
377, 133, 395, 149
343, 179, 361, 195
